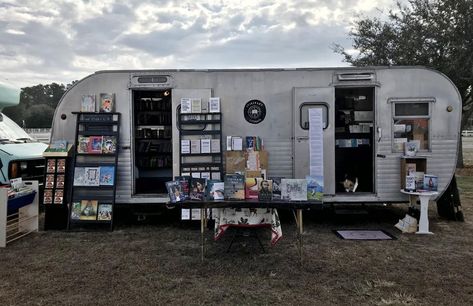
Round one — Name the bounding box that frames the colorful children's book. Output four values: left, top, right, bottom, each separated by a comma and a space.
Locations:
190, 178, 206, 200
99, 166, 115, 186
77, 136, 90, 153
306, 175, 324, 201
257, 178, 273, 201
224, 174, 245, 200
102, 136, 117, 154
245, 177, 259, 199
71, 202, 81, 219
48, 140, 68, 152
80, 200, 98, 220
99, 93, 114, 113
281, 179, 308, 201
73, 167, 87, 186
97, 204, 113, 221
84, 167, 100, 186
88, 136, 103, 153
81, 95, 96, 112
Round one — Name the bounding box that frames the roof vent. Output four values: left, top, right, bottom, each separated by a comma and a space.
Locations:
129, 74, 173, 88
337, 73, 374, 81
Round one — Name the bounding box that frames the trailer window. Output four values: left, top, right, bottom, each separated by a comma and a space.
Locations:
392, 101, 431, 152
300, 103, 328, 130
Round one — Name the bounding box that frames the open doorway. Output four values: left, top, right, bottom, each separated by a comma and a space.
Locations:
132, 90, 172, 194
334, 87, 375, 193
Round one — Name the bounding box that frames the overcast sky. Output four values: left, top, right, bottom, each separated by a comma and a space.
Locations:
0, 0, 396, 88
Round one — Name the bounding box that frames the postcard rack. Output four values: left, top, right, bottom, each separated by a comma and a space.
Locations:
68, 112, 121, 230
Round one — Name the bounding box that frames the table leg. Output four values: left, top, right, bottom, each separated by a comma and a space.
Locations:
201, 207, 205, 261
417, 195, 433, 234
297, 209, 303, 264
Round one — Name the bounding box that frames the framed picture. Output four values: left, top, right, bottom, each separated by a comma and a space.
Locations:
99, 93, 115, 113
81, 95, 96, 112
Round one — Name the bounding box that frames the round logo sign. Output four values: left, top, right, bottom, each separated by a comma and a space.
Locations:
244, 100, 266, 124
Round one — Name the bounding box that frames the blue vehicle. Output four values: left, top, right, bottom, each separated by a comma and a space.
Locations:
0, 83, 47, 185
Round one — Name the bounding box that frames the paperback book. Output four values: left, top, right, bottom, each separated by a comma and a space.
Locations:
99, 93, 114, 113
79, 200, 98, 220
201, 139, 211, 153
306, 176, 324, 201
181, 139, 191, 154
209, 97, 220, 113
77, 136, 90, 153
191, 98, 202, 113
245, 177, 259, 200
81, 95, 96, 112
71, 202, 81, 220
423, 174, 438, 192
281, 179, 308, 201
270, 177, 283, 200
88, 136, 103, 153
47, 140, 68, 152
257, 178, 273, 201
73, 167, 87, 186
99, 166, 115, 186
85, 167, 100, 186
175, 176, 190, 200
206, 181, 224, 200
97, 204, 113, 221
102, 136, 117, 154
190, 178, 206, 200
224, 174, 245, 200
180, 98, 192, 113
166, 180, 183, 203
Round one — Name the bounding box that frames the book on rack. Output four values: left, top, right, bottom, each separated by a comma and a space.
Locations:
206, 180, 224, 200
81, 95, 96, 112
201, 139, 211, 153
53, 189, 64, 204
180, 98, 192, 113
99, 93, 114, 113
191, 98, 202, 113
306, 175, 324, 201
56, 174, 65, 188
245, 177, 259, 200
423, 174, 438, 192
57, 159, 66, 173
79, 200, 98, 220
281, 179, 307, 201
43, 190, 53, 204
175, 176, 190, 200
99, 166, 115, 186
190, 178, 206, 200
414, 171, 424, 190
97, 204, 113, 221
102, 136, 117, 154
71, 202, 81, 220
224, 174, 245, 200
405, 175, 416, 192
211, 139, 220, 153
190, 139, 201, 154
257, 178, 272, 201
85, 167, 100, 186
88, 136, 103, 153
73, 167, 86, 186
46, 140, 68, 152
181, 139, 191, 154
209, 97, 220, 113
166, 181, 183, 203
46, 159, 56, 173
405, 163, 417, 177
270, 177, 283, 200
77, 136, 90, 153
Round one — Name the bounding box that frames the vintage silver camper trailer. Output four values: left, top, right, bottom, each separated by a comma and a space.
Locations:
50, 67, 461, 205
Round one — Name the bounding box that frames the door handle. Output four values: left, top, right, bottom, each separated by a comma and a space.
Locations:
296, 136, 309, 142
377, 127, 382, 142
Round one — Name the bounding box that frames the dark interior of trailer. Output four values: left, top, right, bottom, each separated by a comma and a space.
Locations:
335, 87, 374, 193
133, 90, 172, 194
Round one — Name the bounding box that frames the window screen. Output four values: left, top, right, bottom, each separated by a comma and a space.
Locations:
300, 103, 328, 130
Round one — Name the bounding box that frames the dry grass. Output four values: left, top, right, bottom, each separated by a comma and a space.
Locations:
1, 172, 473, 305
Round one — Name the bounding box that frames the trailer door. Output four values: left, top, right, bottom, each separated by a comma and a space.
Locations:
293, 87, 335, 195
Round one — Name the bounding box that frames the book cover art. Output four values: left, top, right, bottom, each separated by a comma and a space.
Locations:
405, 175, 416, 191
88, 136, 103, 153
99, 93, 114, 113
56, 175, 65, 188
54, 189, 64, 204
46, 159, 56, 173
190, 139, 201, 154
43, 190, 53, 204
57, 159, 66, 173
81, 95, 96, 112
71, 202, 81, 220
166, 181, 183, 203
270, 177, 283, 200
190, 178, 206, 200
209, 97, 220, 113
191, 98, 202, 113
181, 139, 191, 154
211, 139, 220, 153
97, 204, 113, 221
99, 166, 115, 186
180, 98, 192, 113
175, 176, 190, 200
49, 140, 68, 152
245, 177, 259, 199
80, 200, 98, 220
85, 167, 100, 186
73, 167, 87, 186
405, 163, 417, 177
423, 174, 438, 192
201, 139, 211, 153
45, 174, 55, 188
77, 136, 90, 153
102, 136, 117, 154
306, 176, 324, 201
281, 179, 308, 201
415, 171, 424, 190
257, 178, 273, 201
206, 181, 224, 200
224, 174, 245, 200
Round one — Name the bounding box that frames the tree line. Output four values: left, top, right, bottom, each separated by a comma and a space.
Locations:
2, 83, 66, 128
